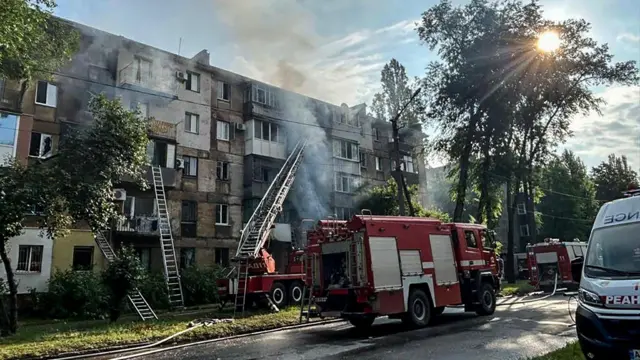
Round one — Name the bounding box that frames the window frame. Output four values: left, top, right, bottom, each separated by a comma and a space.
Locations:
517, 203, 527, 215
215, 204, 229, 225
217, 81, 230, 101
16, 245, 44, 272
186, 71, 200, 92
35, 81, 58, 107
215, 247, 230, 267
72, 246, 94, 271
519, 224, 530, 237
185, 112, 200, 134
28, 132, 53, 158
180, 247, 196, 269
217, 121, 230, 141
216, 161, 229, 181
372, 127, 379, 141
375, 156, 382, 171
180, 200, 198, 237
182, 155, 198, 177
464, 230, 479, 249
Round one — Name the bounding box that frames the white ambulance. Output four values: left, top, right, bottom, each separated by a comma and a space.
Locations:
576, 187, 640, 360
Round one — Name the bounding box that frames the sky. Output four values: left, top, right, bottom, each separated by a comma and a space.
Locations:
53, 0, 640, 171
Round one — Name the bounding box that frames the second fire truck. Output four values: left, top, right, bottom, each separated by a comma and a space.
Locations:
302, 215, 501, 328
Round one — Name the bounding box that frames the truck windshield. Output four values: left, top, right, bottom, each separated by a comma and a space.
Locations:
585, 223, 640, 277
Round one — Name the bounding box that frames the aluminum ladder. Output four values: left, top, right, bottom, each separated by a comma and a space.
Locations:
94, 231, 158, 321
299, 252, 317, 323
233, 140, 308, 316
151, 166, 185, 308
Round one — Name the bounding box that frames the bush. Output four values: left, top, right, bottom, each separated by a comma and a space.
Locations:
138, 271, 170, 310
102, 246, 145, 322
180, 266, 221, 307
38, 269, 108, 319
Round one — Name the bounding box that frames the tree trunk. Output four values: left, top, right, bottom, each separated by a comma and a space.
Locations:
505, 177, 521, 284
453, 111, 482, 222
476, 147, 492, 223
0, 242, 18, 334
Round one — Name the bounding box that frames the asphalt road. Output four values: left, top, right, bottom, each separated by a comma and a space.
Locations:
107, 296, 579, 360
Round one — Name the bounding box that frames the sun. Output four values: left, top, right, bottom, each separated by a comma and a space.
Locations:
537, 31, 561, 52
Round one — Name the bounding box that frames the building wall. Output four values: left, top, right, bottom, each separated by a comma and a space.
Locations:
0, 229, 53, 294
50, 230, 106, 273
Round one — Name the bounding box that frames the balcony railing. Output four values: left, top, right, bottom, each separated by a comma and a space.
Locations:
0, 87, 21, 112
116, 215, 159, 235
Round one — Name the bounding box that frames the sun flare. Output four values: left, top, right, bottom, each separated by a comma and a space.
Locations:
537, 31, 561, 52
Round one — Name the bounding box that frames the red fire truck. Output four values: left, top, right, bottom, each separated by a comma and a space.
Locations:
303, 215, 501, 328
526, 238, 588, 290
216, 220, 335, 309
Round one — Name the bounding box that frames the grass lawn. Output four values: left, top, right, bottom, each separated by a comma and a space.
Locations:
0, 307, 307, 360
500, 280, 536, 297
528, 342, 585, 359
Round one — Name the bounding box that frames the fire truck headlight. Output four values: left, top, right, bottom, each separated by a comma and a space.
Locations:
578, 288, 602, 307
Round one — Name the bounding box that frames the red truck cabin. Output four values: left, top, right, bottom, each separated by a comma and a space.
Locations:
527, 239, 587, 289
311, 216, 500, 327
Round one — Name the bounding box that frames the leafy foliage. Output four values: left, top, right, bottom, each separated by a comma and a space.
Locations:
102, 246, 145, 322
0, 0, 79, 81
180, 266, 221, 307
591, 154, 639, 202
536, 150, 599, 241
370, 59, 425, 127
38, 269, 108, 320
356, 179, 450, 222
138, 271, 170, 310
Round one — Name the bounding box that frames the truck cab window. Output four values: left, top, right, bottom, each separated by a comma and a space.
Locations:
480, 230, 493, 249
465, 230, 478, 248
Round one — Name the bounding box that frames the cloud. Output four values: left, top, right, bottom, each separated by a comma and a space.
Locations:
210, 0, 418, 105
563, 85, 640, 170
617, 33, 640, 43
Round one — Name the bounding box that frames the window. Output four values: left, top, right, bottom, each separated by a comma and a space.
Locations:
253, 166, 270, 182
333, 139, 358, 160
146, 140, 176, 168
16, 245, 43, 272
464, 230, 478, 248
216, 204, 229, 225
251, 84, 279, 108
404, 155, 415, 173
183, 156, 198, 177
29, 132, 53, 158
334, 207, 354, 221
372, 128, 379, 141
375, 156, 382, 171
26, 204, 45, 215
134, 57, 151, 84
216, 161, 229, 180
359, 151, 367, 167
517, 203, 527, 215
180, 247, 196, 269
217, 121, 230, 141
72, 246, 94, 271
185, 113, 199, 134
519, 224, 530, 237
335, 173, 359, 193
181, 200, 197, 237
253, 120, 283, 143
35, 81, 57, 107
131, 101, 149, 119
217, 81, 230, 101
215, 248, 229, 267
186, 72, 200, 92
135, 247, 152, 270
480, 230, 494, 250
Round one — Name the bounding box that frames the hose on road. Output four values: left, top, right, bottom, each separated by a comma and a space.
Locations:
496, 273, 560, 307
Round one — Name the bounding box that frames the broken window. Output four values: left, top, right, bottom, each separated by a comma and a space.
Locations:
29, 132, 53, 158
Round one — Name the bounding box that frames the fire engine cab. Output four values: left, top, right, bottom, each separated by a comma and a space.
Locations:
526, 238, 588, 290
575, 186, 640, 360
304, 215, 500, 328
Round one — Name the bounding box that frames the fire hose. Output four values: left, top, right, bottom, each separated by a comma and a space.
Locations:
496, 272, 560, 307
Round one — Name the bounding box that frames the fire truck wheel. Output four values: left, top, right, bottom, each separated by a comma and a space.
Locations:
404, 289, 432, 327
270, 282, 288, 307
476, 283, 497, 316
289, 282, 304, 304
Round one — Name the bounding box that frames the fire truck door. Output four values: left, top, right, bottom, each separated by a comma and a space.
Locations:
479, 230, 496, 272
429, 234, 462, 306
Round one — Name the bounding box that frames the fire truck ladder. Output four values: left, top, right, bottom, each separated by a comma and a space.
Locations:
234, 140, 308, 317
299, 253, 316, 323
94, 231, 158, 321
152, 165, 184, 309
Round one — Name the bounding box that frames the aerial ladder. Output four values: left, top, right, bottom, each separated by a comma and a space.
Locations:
233, 140, 308, 317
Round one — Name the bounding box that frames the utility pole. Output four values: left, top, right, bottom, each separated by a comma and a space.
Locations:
390, 88, 422, 216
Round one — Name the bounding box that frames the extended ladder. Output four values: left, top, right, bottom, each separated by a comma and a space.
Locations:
151, 166, 184, 308
233, 140, 308, 317
94, 231, 158, 321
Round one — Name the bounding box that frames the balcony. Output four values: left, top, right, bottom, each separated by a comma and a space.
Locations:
116, 215, 159, 236
120, 166, 179, 189
0, 87, 21, 113
117, 62, 177, 100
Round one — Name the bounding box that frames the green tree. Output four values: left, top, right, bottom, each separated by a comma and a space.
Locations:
0, 0, 79, 98
0, 95, 149, 334
536, 150, 599, 241
356, 179, 451, 222
370, 59, 425, 127
102, 246, 145, 322
591, 154, 639, 202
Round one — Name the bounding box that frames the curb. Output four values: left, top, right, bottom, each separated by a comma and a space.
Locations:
31, 318, 345, 360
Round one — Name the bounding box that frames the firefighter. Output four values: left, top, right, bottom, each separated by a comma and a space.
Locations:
497, 255, 505, 280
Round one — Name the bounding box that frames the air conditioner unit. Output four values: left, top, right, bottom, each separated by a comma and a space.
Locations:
175, 71, 187, 81
175, 158, 185, 169
235, 123, 246, 131
113, 188, 127, 201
